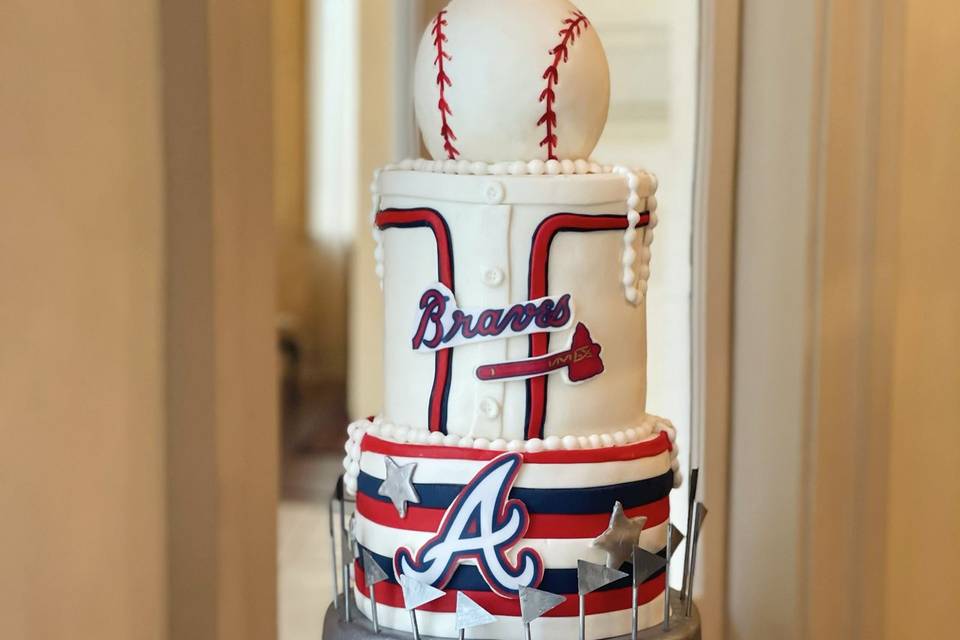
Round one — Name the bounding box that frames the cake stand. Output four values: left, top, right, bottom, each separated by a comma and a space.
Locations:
320, 589, 700, 640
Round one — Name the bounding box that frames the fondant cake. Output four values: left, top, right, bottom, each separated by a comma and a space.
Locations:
338, 1, 684, 638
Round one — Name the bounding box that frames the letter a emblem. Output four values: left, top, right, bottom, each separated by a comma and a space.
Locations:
394, 453, 543, 598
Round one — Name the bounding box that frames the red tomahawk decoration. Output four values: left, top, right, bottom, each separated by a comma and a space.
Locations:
475, 322, 604, 384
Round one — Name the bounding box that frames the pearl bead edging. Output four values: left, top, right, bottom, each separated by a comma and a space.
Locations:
368, 158, 658, 305
341, 414, 681, 496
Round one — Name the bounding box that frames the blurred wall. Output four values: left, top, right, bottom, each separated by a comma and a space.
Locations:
277, 0, 352, 388
273, 0, 314, 369
0, 1, 278, 639
731, 1, 960, 639
347, 2, 417, 418
0, 2, 167, 638
883, 0, 960, 635
347, 0, 447, 419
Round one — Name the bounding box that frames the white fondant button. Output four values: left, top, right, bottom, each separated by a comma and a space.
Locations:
483, 181, 505, 204
478, 397, 501, 419
482, 267, 505, 287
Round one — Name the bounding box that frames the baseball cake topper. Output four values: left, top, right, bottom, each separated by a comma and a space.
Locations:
414, 0, 610, 162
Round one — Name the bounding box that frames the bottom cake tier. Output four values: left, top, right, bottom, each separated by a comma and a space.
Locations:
340, 416, 682, 640
322, 590, 701, 640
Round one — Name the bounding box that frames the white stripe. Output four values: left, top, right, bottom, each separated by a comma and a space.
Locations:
355, 512, 667, 570
353, 587, 665, 640
359, 449, 672, 489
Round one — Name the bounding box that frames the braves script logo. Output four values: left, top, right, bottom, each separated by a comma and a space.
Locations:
394, 453, 543, 598
411, 283, 574, 352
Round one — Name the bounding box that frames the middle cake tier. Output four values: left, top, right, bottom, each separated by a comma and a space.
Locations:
374, 167, 659, 440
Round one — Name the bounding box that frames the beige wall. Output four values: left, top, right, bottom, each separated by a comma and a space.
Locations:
347, 2, 405, 417
806, 1, 960, 637
347, 1, 440, 418
884, 1, 960, 636
0, 1, 167, 638
732, 1, 960, 639
0, 2, 278, 639
729, 0, 819, 635
275, 0, 352, 386
273, 0, 312, 349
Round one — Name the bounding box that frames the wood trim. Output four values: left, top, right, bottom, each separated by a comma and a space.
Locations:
731, 1, 917, 639
690, 0, 740, 637
728, 1, 824, 637
347, 1, 396, 417
858, 6, 903, 640
0, 3, 167, 638
162, 1, 278, 639
161, 0, 218, 634
805, 1, 902, 638
882, 1, 960, 636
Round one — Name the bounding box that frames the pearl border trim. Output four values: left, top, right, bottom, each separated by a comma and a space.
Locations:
341, 414, 682, 497
368, 158, 658, 305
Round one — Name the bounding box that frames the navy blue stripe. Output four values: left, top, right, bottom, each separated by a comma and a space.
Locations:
357, 470, 674, 515
358, 545, 665, 594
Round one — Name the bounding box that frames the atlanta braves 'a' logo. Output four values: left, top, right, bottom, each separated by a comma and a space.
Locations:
394, 453, 543, 598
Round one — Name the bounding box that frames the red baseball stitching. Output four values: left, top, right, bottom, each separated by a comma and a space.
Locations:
538, 10, 591, 160
431, 10, 459, 160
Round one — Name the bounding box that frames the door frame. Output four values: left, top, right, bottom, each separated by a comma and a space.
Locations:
689, 0, 740, 637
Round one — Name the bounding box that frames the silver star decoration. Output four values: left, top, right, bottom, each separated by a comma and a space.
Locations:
455, 592, 497, 630
578, 559, 628, 595
399, 574, 445, 610
591, 501, 647, 568
377, 456, 420, 517
518, 586, 566, 623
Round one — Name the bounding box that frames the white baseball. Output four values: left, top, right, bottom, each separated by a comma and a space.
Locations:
414, 0, 610, 163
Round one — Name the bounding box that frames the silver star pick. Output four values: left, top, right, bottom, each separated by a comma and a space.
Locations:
577, 559, 628, 595
377, 456, 420, 518
455, 592, 497, 630
362, 549, 389, 587
632, 546, 667, 584
667, 523, 685, 558
399, 574, 445, 610
518, 586, 566, 623
592, 501, 647, 568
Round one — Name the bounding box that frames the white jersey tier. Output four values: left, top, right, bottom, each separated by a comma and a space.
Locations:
375, 167, 658, 441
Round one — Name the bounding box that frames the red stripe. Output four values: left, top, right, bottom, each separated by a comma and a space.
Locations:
357, 492, 669, 538
355, 561, 664, 616
360, 431, 671, 464
526, 213, 649, 439
375, 208, 453, 434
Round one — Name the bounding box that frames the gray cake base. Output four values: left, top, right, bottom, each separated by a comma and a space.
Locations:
322, 589, 700, 640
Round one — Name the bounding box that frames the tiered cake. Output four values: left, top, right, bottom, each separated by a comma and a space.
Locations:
339, 1, 684, 638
